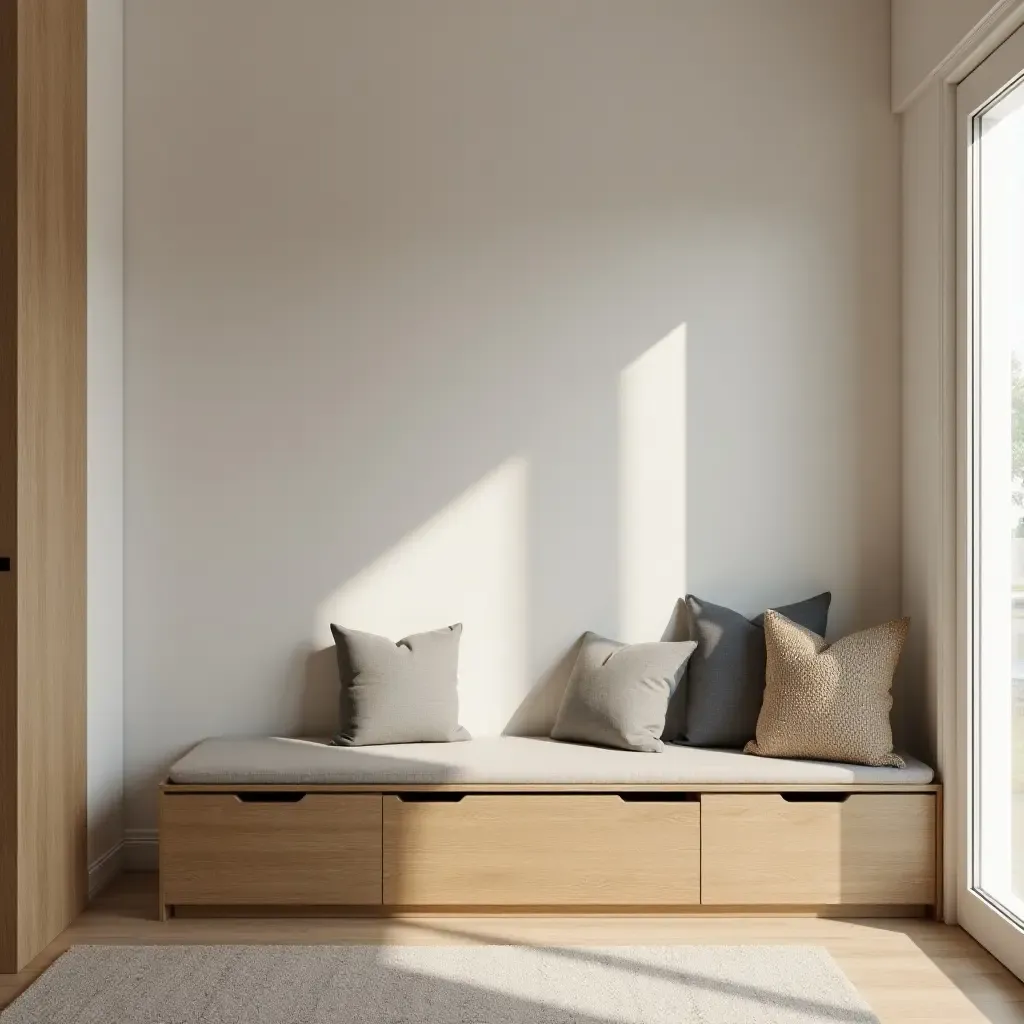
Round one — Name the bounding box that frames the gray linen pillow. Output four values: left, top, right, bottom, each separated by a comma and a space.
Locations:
679, 592, 831, 748
551, 632, 698, 752
331, 623, 470, 746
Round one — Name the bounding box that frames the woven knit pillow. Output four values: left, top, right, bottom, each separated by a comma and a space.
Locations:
744, 611, 908, 768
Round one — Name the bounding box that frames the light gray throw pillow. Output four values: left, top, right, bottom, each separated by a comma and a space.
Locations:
551, 632, 698, 752
680, 592, 831, 748
330, 623, 471, 746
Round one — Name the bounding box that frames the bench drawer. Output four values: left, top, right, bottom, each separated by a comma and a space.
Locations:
700, 793, 936, 906
383, 794, 699, 906
160, 793, 382, 906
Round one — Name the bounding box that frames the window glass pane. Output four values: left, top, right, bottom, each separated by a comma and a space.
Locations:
975, 74, 1024, 917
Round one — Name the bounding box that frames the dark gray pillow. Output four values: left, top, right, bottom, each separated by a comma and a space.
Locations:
331, 623, 471, 746
551, 632, 698, 752
678, 592, 831, 748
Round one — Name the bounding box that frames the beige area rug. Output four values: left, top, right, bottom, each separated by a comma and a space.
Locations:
1, 944, 879, 1023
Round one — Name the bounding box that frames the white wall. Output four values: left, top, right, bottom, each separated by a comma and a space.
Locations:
899, 82, 951, 770
124, 0, 901, 832
892, 0, 1004, 111
87, 0, 124, 891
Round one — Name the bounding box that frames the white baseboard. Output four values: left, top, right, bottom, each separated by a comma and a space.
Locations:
123, 828, 159, 872
88, 842, 124, 898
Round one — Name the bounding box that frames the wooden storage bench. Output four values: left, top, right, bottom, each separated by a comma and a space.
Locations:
158, 736, 940, 918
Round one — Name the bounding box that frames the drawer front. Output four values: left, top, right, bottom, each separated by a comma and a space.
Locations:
383, 794, 699, 906
160, 793, 382, 905
700, 793, 936, 906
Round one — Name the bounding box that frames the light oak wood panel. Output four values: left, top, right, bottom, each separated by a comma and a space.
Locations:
160, 794, 383, 909
0, 0, 87, 974
15, 0, 88, 968
170, 903, 930, 919
701, 793, 936, 906
5, 875, 1024, 1024
0, 0, 17, 972
383, 795, 699, 906
162, 782, 940, 794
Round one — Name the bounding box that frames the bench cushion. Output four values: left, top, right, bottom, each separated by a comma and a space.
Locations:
167, 736, 934, 786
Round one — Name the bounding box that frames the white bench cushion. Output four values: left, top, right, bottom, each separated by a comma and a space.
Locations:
167, 736, 934, 786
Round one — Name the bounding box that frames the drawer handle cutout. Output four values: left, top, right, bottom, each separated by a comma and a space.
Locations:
234, 792, 307, 803
780, 793, 851, 804
396, 793, 466, 803
618, 793, 698, 802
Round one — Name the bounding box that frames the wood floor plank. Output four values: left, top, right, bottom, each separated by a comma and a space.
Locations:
0, 873, 1021, 1022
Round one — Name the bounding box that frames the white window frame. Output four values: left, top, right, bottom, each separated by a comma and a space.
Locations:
956, 20, 1024, 978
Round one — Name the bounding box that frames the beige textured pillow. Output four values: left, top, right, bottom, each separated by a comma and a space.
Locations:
744, 611, 908, 768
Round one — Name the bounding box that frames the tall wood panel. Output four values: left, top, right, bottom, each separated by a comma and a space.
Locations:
0, 0, 19, 972
0, 0, 87, 975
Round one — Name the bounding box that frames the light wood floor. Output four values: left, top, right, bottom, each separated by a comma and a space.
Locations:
1, 874, 1023, 1022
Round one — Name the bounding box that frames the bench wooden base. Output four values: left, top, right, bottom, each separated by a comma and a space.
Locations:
165, 903, 934, 920
158, 783, 941, 920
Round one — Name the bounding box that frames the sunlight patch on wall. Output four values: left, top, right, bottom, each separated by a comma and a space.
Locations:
619, 324, 687, 642
316, 457, 529, 735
